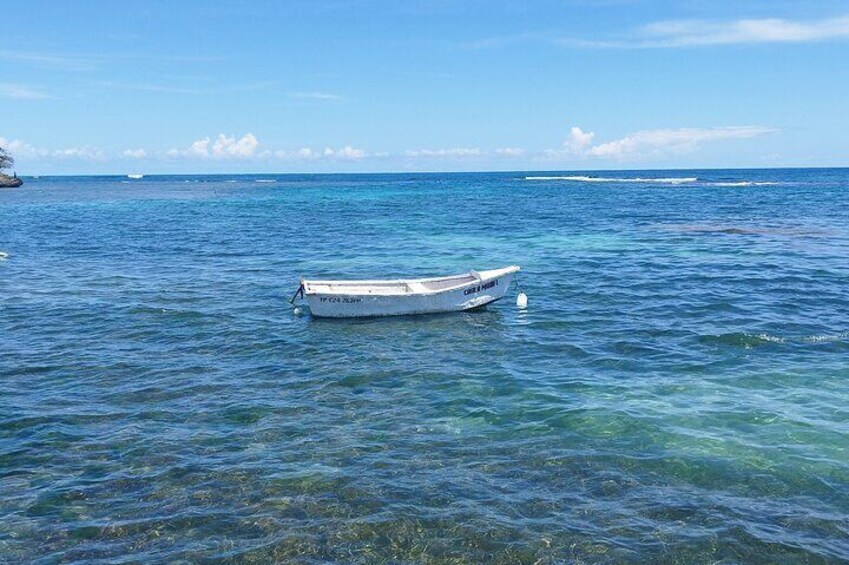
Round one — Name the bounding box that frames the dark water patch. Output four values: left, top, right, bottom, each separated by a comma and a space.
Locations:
659, 223, 835, 238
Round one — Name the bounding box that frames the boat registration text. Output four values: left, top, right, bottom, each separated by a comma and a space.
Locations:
464, 279, 498, 296
319, 297, 364, 304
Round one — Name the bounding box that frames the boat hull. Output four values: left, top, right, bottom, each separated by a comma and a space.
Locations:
305, 271, 516, 318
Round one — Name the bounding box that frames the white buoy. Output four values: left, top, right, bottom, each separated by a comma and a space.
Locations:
293, 307, 302, 316
516, 292, 528, 309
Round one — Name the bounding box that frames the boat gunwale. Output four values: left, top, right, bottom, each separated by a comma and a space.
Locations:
301, 265, 519, 298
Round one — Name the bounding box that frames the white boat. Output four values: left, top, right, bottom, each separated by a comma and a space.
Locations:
294, 265, 520, 318
127, 174, 144, 179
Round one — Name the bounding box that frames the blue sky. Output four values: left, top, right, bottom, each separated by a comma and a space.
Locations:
2, 0, 848, 174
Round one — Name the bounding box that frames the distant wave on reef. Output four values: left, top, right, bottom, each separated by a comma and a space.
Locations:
709, 181, 781, 186
524, 175, 698, 184
523, 175, 783, 186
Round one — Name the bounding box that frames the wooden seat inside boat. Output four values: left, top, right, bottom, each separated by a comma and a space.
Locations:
406, 282, 429, 293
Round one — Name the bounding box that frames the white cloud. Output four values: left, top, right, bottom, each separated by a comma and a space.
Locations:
171, 133, 259, 159
546, 125, 776, 160
461, 15, 849, 50
638, 16, 849, 47
273, 146, 371, 161
0, 138, 105, 161
553, 15, 849, 48
566, 127, 595, 153
98, 81, 202, 95
212, 133, 259, 158
0, 49, 97, 71
287, 91, 344, 101
122, 148, 147, 159
187, 137, 211, 157
165, 140, 373, 162
336, 145, 367, 160
294, 147, 317, 160
275, 147, 320, 161
323, 145, 368, 160
495, 147, 525, 157
51, 146, 105, 160
0, 83, 51, 100
0, 137, 49, 158
405, 147, 482, 158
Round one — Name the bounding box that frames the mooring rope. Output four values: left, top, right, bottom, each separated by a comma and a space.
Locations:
289, 284, 304, 304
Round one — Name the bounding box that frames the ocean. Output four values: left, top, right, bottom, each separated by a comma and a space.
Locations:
1, 169, 848, 563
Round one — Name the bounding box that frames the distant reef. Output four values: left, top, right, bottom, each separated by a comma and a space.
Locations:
0, 174, 23, 188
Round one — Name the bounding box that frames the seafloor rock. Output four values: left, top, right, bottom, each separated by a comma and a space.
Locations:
0, 174, 23, 187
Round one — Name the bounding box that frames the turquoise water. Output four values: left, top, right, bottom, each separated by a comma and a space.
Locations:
1, 170, 848, 563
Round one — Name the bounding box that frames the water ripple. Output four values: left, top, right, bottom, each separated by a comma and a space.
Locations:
1, 170, 848, 562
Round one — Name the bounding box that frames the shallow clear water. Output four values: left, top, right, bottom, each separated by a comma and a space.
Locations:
1, 170, 848, 563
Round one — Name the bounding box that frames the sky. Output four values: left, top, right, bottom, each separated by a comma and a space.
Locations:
1, 0, 848, 174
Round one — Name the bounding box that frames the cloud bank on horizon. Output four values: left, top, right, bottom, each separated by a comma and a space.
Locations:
1, 1, 846, 173
547, 126, 777, 161
1, 124, 779, 171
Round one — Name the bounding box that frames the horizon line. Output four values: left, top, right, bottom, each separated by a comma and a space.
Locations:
12, 165, 849, 178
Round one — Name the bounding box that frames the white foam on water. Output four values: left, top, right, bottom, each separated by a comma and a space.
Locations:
525, 176, 784, 187
524, 175, 698, 184
255, 179, 277, 183
749, 332, 848, 344
709, 181, 781, 187
799, 332, 849, 343
754, 333, 786, 344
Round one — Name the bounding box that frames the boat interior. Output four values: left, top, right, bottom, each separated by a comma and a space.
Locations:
304, 272, 480, 296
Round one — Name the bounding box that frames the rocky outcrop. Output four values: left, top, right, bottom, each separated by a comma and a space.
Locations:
0, 174, 23, 187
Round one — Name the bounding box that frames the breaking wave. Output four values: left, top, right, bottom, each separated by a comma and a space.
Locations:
524, 175, 698, 184
707, 181, 781, 187
702, 332, 849, 348
523, 176, 783, 187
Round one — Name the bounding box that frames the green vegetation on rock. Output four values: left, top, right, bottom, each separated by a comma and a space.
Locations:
0, 146, 22, 187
